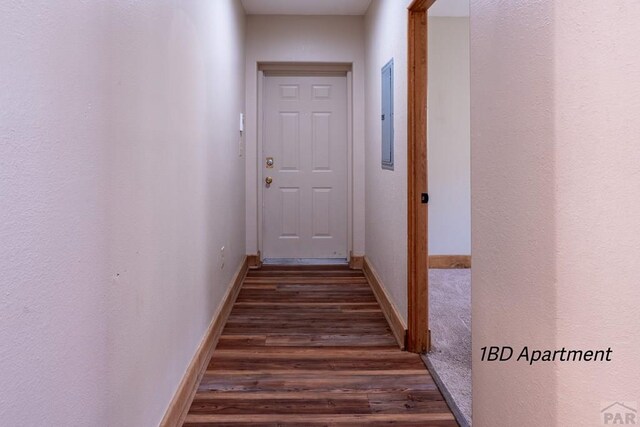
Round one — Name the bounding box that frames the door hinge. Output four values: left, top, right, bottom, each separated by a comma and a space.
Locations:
421, 193, 429, 204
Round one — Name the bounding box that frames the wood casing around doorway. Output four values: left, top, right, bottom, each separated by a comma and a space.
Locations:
407, 0, 435, 353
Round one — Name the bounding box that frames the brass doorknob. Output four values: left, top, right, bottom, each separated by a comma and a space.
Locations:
265, 176, 273, 185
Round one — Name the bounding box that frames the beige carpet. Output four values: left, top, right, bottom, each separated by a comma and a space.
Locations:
424, 268, 472, 427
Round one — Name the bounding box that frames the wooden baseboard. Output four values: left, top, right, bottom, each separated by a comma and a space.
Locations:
428, 255, 471, 269
362, 257, 407, 350
348, 252, 364, 270
160, 256, 249, 427
247, 252, 262, 269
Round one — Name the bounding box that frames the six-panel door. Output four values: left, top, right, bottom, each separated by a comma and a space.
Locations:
262, 75, 348, 259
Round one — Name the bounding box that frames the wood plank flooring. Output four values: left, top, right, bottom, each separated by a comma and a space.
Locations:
184, 265, 458, 426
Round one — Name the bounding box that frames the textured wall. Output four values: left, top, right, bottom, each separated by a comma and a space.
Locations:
0, 2, 110, 423
471, 1, 559, 423
244, 15, 366, 257
364, 0, 412, 321
554, 1, 640, 424
472, 0, 640, 425
0, 1, 246, 425
428, 17, 471, 256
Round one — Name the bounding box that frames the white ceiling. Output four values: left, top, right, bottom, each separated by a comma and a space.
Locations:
429, 0, 469, 17
240, 0, 469, 17
241, 0, 373, 16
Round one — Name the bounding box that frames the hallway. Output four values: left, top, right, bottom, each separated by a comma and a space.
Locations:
184, 265, 457, 426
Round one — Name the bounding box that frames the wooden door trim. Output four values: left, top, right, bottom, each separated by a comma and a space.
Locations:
408, 0, 436, 12
407, 0, 435, 353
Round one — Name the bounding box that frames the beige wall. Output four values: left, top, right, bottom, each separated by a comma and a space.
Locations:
244, 15, 366, 257
554, 1, 640, 424
428, 17, 471, 256
0, 1, 246, 425
364, 0, 412, 320
472, 1, 640, 425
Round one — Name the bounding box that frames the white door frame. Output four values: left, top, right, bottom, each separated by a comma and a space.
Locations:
256, 62, 354, 262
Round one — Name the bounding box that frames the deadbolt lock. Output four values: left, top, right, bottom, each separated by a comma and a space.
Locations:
266, 157, 274, 168
265, 176, 273, 185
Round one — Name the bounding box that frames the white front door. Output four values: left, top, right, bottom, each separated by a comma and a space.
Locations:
262, 75, 348, 259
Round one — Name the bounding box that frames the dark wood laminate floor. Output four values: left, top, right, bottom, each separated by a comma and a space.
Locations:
184, 265, 458, 426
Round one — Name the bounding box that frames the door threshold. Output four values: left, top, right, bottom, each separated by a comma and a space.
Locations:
262, 258, 348, 266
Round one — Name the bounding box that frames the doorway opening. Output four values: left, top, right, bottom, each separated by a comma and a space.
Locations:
256, 63, 355, 265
